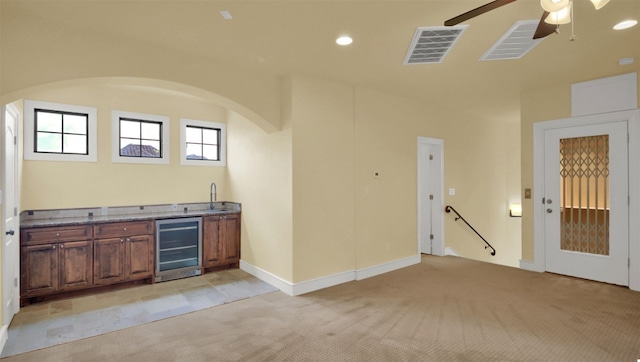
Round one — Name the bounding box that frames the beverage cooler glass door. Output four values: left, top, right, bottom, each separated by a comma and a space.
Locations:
156, 217, 202, 276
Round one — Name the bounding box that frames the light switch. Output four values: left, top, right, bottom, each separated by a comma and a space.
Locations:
449, 188, 455, 196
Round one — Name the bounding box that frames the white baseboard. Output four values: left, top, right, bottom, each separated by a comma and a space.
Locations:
519, 259, 543, 272
240, 254, 421, 296
356, 254, 421, 280
240, 260, 295, 296
0, 324, 8, 356
444, 247, 460, 256
291, 270, 356, 296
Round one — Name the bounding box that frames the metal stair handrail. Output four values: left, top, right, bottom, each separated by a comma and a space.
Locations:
445, 205, 496, 256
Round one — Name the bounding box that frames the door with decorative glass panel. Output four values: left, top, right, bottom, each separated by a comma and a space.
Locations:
544, 121, 628, 286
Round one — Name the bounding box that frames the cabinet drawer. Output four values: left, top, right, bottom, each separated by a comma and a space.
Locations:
22, 225, 92, 245
94, 220, 153, 238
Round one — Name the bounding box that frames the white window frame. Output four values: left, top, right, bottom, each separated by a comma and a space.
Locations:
24, 100, 97, 162
180, 118, 226, 167
111, 110, 170, 165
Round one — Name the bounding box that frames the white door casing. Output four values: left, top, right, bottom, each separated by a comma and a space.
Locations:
532, 109, 640, 291
2, 104, 20, 327
543, 121, 628, 285
418, 137, 444, 256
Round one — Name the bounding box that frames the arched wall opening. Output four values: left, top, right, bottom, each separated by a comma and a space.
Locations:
0, 77, 279, 134
2, 75, 295, 281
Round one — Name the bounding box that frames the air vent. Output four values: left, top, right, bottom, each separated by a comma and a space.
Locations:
403, 26, 468, 65
480, 20, 545, 61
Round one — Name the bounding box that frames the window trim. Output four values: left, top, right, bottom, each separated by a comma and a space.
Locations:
111, 110, 170, 165
24, 100, 97, 162
180, 119, 226, 167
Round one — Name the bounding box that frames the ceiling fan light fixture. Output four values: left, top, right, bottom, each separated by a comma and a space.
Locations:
541, 0, 570, 13
545, 4, 572, 25
590, 0, 610, 10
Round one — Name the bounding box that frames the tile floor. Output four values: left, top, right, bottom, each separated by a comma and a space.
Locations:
0, 269, 278, 358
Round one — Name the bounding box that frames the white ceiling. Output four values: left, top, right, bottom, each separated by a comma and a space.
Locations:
3, 0, 639, 123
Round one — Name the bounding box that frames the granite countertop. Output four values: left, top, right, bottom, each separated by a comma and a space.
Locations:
20, 202, 241, 228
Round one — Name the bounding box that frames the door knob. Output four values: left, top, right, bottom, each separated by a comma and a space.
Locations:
547, 208, 553, 213
5, 230, 14, 236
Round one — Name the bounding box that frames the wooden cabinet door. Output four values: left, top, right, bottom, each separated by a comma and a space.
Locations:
20, 244, 59, 297
125, 235, 154, 280
202, 215, 222, 268
94, 237, 125, 285
221, 214, 241, 263
59, 240, 93, 291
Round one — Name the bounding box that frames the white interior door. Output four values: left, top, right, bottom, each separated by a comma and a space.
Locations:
2, 104, 20, 325
418, 138, 444, 256
543, 121, 628, 286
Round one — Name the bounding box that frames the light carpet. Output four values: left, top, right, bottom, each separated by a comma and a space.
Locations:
3, 255, 640, 361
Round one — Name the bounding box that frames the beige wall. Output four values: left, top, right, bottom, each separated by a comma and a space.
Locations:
443, 117, 522, 266
1, 76, 524, 292
358, 86, 522, 268
15, 84, 229, 210
1, 7, 281, 132
285, 78, 523, 282
226, 94, 294, 282
290, 76, 356, 283
354, 87, 424, 269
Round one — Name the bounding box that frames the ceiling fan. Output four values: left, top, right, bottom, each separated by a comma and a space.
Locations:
444, 0, 610, 40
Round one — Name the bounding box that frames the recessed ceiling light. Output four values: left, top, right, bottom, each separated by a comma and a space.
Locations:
336, 36, 353, 46
613, 19, 637, 30
619, 57, 635, 65
220, 10, 233, 20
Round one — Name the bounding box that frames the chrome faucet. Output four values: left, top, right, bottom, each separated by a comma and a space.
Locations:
210, 182, 217, 209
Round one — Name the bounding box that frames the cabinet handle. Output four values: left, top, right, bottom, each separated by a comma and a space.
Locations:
123, 227, 127, 231
56, 233, 60, 237
60, 244, 64, 248
120, 238, 124, 242
52, 245, 56, 249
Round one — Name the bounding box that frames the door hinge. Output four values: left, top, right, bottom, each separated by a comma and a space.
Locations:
14, 278, 17, 287
542, 197, 546, 204
13, 136, 16, 145
429, 194, 434, 200
429, 154, 433, 160
14, 207, 17, 216
430, 234, 434, 240
629, 258, 631, 268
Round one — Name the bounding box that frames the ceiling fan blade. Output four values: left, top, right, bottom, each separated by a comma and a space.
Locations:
533, 11, 557, 39
444, 0, 518, 26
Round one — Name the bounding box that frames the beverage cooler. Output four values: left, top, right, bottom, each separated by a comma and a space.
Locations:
155, 217, 202, 282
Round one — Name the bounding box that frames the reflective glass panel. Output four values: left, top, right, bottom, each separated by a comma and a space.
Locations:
560, 135, 609, 255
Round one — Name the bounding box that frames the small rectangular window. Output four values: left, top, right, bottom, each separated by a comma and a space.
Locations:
111, 110, 170, 164
180, 119, 226, 167
118, 118, 162, 158
185, 125, 220, 161
24, 100, 97, 162
35, 109, 89, 155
